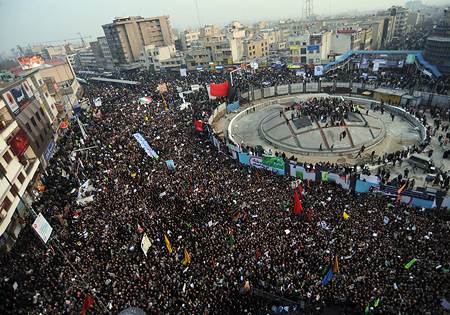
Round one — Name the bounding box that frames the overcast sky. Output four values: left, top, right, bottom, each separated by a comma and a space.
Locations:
0, 0, 446, 54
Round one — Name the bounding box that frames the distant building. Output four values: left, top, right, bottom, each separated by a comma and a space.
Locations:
243, 38, 269, 60
102, 16, 174, 70
390, 6, 409, 37
424, 8, 450, 73
97, 37, 114, 70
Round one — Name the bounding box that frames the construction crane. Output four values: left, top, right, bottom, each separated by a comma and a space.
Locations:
33, 34, 92, 46
77, 32, 88, 47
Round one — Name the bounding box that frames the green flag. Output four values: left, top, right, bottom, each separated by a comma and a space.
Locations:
110, 249, 113, 258
374, 298, 380, 307
365, 303, 370, 314
405, 258, 417, 269
75, 140, 79, 146
229, 231, 234, 246
263, 211, 267, 219
319, 262, 332, 277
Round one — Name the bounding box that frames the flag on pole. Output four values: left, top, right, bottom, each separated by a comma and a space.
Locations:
397, 182, 407, 203
82, 295, 95, 315
110, 249, 113, 258
165, 234, 172, 253
365, 303, 370, 314
229, 228, 235, 246
137, 222, 143, 233
183, 248, 191, 265
374, 298, 380, 307
405, 258, 417, 269
332, 256, 339, 273
232, 213, 241, 222
294, 191, 301, 214
256, 250, 261, 259
136, 270, 140, 280
321, 268, 333, 286
343, 212, 350, 219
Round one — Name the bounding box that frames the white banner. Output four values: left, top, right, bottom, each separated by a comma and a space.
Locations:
94, 97, 102, 107
141, 233, 151, 257
32, 213, 53, 244
314, 66, 323, 76
180, 68, 187, 77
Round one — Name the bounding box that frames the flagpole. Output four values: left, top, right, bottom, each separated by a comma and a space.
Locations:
159, 90, 168, 111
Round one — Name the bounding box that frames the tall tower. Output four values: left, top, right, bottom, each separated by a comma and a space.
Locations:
302, 0, 314, 20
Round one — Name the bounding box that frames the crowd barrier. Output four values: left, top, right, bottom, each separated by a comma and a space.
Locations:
204, 84, 450, 209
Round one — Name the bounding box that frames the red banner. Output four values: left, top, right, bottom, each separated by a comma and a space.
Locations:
195, 120, 203, 131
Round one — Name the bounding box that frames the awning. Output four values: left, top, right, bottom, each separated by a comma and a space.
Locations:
362, 91, 372, 95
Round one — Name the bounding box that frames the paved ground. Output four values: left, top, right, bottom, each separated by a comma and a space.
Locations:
214, 94, 450, 195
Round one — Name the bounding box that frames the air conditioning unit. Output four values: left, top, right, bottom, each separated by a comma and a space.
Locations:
0, 209, 7, 220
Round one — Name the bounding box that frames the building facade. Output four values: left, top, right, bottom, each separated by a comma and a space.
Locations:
102, 16, 174, 70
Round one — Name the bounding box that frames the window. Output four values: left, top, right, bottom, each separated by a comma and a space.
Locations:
31, 117, 37, 127
36, 111, 41, 121
40, 107, 45, 117
35, 141, 40, 150
0, 163, 6, 179
1, 196, 12, 213
3, 151, 12, 164
10, 184, 18, 197
301, 48, 306, 54
39, 134, 44, 143
18, 172, 25, 184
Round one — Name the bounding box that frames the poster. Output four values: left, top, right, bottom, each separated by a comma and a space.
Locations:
32, 213, 53, 244
314, 66, 323, 76
262, 155, 284, 171
141, 233, 151, 257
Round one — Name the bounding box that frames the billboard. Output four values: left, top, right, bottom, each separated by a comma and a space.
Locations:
18, 54, 45, 70
1, 81, 34, 116
338, 30, 355, 33
44, 140, 56, 162
8, 128, 30, 160
32, 213, 53, 244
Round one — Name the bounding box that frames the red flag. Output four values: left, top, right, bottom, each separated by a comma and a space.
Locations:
256, 171, 259, 180
256, 250, 261, 259
195, 120, 203, 131
82, 295, 94, 315
199, 185, 202, 193
212, 259, 216, 267
308, 208, 312, 222
73, 211, 80, 218
190, 187, 193, 195
210, 81, 229, 97
294, 191, 301, 214
298, 184, 303, 194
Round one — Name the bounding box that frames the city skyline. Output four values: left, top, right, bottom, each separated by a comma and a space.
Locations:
0, 0, 447, 55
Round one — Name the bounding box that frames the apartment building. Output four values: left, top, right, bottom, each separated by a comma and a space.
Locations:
243, 39, 269, 59
102, 16, 174, 70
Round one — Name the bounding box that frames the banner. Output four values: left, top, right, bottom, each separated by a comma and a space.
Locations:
262, 155, 284, 171
359, 54, 370, 69
32, 213, 53, 244
239, 153, 284, 175
228, 144, 239, 159
157, 83, 168, 92
141, 233, 151, 257
165, 160, 175, 170
133, 133, 159, 158
180, 68, 187, 77
210, 81, 229, 97
226, 100, 240, 113
373, 62, 380, 72
314, 66, 323, 76
195, 120, 203, 131
94, 97, 102, 107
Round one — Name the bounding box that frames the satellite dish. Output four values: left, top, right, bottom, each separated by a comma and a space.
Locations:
118, 307, 146, 315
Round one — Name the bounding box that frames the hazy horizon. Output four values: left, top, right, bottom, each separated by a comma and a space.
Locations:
0, 0, 447, 56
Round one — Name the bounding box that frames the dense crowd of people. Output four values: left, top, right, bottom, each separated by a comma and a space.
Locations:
0, 66, 449, 315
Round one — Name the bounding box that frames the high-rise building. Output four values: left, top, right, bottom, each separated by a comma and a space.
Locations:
424, 8, 450, 73
390, 6, 409, 37
102, 16, 174, 70
97, 37, 114, 70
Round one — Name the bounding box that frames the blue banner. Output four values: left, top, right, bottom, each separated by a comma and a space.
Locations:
226, 100, 240, 113
355, 179, 379, 193
307, 45, 319, 51
165, 160, 175, 170
45, 140, 55, 162
133, 133, 158, 158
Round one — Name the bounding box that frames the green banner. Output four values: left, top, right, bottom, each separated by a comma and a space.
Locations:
262, 155, 284, 171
